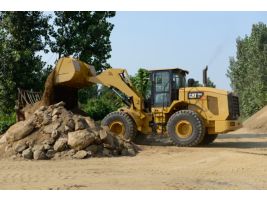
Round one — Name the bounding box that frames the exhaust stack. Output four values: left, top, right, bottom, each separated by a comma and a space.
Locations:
203, 65, 208, 87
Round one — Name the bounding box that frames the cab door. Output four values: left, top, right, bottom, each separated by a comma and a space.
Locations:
151, 71, 171, 107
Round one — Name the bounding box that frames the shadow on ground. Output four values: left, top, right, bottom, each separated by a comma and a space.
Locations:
219, 133, 267, 139
134, 133, 267, 149
134, 134, 173, 146
209, 141, 267, 148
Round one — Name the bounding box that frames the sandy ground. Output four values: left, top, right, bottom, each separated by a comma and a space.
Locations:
0, 129, 267, 190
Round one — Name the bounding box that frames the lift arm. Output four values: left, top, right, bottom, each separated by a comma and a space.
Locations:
54, 57, 144, 112
88, 68, 144, 112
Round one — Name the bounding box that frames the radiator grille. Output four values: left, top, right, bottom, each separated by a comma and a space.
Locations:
227, 93, 240, 120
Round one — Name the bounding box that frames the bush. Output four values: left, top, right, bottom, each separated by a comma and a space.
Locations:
0, 113, 16, 134
81, 97, 120, 121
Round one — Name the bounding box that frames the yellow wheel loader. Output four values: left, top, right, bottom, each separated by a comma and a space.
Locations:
53, 57, 241, 146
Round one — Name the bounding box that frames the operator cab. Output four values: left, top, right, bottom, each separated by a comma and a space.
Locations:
149, 68, 188, 107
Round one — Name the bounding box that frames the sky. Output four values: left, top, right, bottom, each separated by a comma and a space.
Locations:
43, 11, 267, 91
107, 11, 267, 90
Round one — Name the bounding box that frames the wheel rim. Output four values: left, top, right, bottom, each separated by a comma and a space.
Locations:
109, 121, 125, 136
175, 120, 193, 139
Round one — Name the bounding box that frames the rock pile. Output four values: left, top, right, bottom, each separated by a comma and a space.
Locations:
0, 102, 138, 160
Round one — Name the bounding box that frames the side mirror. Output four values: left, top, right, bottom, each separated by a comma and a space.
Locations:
188, 78, 195, 87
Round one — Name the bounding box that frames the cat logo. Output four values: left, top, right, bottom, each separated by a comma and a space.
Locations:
188, 92, 204, 99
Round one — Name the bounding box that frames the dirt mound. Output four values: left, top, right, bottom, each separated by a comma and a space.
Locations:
21, 69, 79, 120
0, 102, 138, 160
235, 105, 267, 133
41, 69, 55, 107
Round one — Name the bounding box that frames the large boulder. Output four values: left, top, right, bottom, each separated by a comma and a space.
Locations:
99, 129, 108, 141
32, 144, 45, 152
43, 138, 56, 146
66, 119, 75, 131
85, 145, 98, 154
46, 149, 55, 159
5, 120, 35, 143
22, 148, 33, 159
33, 150, 47, 160
51, 130, 59, 139
68, 129, 95, 150
73, 150, 88, 159
52, 108, 61, 117
43, 122, 61, 134
84, 117, 96, 130
104, 134, 115, 148
14, 142, 28, 153
53, 138, 68, 152
74, 117, 87, 131
42, 111, 52, 125
102, 148, 112, 157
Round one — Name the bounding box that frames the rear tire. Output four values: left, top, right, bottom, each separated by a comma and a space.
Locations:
200, 134, 218, 145
102, 111, 136, 141
167, 110, 205, 147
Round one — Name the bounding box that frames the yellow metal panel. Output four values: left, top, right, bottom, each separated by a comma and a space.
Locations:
54, 57, 96, 88
178, 87, 229, 121
207, 96, 219, 115
214, 120, 242, 133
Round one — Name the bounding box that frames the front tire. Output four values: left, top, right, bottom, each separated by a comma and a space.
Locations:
102, 111, 136, 141
166, 110, 205, 147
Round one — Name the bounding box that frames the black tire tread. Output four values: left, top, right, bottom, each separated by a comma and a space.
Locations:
102, 111, 136, 141
167, 110, 205, 147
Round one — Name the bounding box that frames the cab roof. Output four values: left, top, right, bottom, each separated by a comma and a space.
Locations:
148, 67, 189, 74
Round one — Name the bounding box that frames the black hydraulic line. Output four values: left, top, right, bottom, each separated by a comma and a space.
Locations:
111, 87, 131, 107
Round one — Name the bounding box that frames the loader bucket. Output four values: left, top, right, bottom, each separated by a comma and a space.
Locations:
40, 57, 97, 110
54, 57, 96, 88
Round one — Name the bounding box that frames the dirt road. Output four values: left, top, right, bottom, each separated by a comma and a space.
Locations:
0, 129, 267, 189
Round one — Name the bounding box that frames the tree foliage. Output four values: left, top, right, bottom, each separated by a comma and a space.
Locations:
0, 11, 116, 115
0, 113, 16, 134
0, 11, 50, 113
192, 77, 216, 88
227, 22, 267, 118
78, 85, 98, 104
49, 11, 116, 103
206, 77, 216, 88
81, 86, 123, 121
49, 11, 115, 72
130, 68, 151, 99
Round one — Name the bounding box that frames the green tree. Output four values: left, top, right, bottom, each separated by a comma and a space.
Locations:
192, 77, 216, 88
0, 11, 50, 114
49, 11, 115, 72
78, 85, 98, 104
49, 11, 116, 104
130, 68, 151, 99
227, 22, 267, 118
